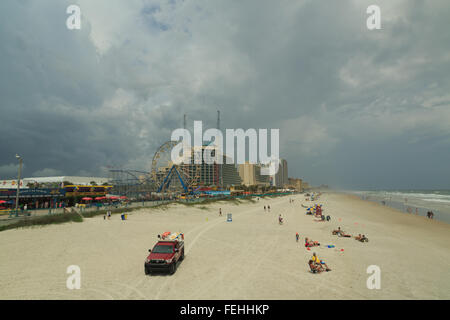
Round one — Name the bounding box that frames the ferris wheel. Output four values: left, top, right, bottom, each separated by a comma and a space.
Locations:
151, 141, 200, 193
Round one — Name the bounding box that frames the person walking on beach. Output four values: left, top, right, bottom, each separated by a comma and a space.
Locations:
107, 210, 111, 220
219, 208, 222, 216
264, 205, 266, 212
296, 232, 299, 242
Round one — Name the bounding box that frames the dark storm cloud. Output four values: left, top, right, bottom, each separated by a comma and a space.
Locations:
0, 0, 449, 188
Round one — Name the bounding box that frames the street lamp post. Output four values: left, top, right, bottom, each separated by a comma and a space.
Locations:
15, 154, 23, 217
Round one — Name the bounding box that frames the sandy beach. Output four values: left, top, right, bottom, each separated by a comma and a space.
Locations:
0, 192, 449, 300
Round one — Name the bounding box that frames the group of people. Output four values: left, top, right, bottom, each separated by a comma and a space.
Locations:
264, 205, 271, 212
302, 212, 369, 274
426, 211, 434, 219
103, 210, 112, 220
304, 237, 320, 247
332, 227, 351, 237
354, 234, 369, 242
332, 226, 368, 242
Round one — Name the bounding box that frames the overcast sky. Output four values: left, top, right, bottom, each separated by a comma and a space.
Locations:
0, 0, 449, 190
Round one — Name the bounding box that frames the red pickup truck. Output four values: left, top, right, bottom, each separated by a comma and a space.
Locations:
144, 232, 185, 275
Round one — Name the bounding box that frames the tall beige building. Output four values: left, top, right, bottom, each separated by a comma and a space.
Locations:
238, 162, 255, 186
288, 178, 303, 192
238, 162, 270, 186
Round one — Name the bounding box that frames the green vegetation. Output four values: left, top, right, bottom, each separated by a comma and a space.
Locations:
0, 203, 173, 232
0, 212, 83, 233
0, 192, 293, 232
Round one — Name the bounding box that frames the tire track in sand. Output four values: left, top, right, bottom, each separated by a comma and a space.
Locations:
153, 197, 288, 299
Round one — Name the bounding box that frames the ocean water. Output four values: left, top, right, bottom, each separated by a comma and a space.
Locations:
347, 190, 450, 224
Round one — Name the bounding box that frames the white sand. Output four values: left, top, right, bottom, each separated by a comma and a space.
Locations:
0, 193, 449, 300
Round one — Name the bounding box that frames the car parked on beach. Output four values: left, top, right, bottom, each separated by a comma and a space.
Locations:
144, 232, 185, 275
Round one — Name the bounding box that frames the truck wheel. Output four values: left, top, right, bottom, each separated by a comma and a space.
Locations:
180, 249, 185, 261
145, 267, 150, 275
170, 262, 177, 274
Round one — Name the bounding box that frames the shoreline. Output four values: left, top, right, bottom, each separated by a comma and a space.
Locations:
341, 192, 449, 226
338, 190, 450, 224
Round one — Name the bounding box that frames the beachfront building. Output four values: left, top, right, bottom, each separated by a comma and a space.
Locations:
238, 162, 270, 187
0, 176, 111, 210
221, 161, 242, 187
0, 176, 110, 189
269, 158, 289, 187
288, 178, 303, 192
280, 159, 288, 187
177, 144, 242, 188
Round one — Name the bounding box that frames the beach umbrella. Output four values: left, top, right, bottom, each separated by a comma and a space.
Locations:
0, 200, 7, 204
119, 196, 127, 200
95, 197, 105, 200
108, 196, 119, 200
82, 197, 93, 201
